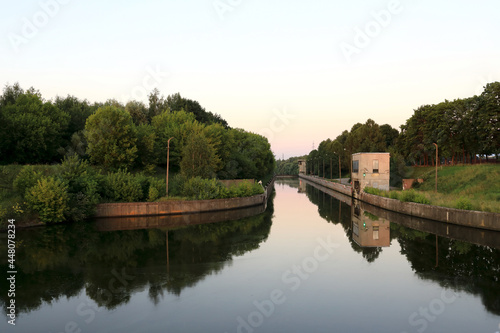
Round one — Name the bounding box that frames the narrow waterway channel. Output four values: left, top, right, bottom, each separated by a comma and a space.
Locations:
1, 179, 499, 333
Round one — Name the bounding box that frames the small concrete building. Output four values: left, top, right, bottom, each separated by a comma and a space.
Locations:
352, 152, 390, 193
298, 159, 307, 174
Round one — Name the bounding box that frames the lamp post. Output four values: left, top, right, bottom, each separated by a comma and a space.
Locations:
166, 137, 174, 197
433, 143, 438, 193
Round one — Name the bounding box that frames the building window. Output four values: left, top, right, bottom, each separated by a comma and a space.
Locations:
373, 159, 379, 173
353, 160, 359, 173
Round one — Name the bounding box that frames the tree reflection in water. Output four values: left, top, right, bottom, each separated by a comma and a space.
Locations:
0, 192, 275, 314
303, 181, 500, 316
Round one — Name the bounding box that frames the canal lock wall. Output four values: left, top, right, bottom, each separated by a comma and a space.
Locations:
95, 177, 276, 218
299, 174, 499, 232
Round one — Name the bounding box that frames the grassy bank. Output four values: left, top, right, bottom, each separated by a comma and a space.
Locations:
366, 164, 499, 213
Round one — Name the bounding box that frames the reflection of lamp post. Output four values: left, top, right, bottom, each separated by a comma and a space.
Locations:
433, 143, 438, 193
166, 230, 170, 274
166, 137, 174, 196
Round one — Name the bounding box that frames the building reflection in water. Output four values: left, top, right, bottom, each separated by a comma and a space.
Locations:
351, 201, 390, 248
298, 179, 306, 193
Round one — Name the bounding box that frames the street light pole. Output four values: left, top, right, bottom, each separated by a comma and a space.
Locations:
433, 143, 438, 193
166, 137, 174, 197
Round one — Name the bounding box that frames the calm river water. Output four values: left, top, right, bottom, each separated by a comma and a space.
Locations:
1, 179, 499, 333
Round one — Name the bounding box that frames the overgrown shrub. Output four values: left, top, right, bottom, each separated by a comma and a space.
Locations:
222, 181, 264, 198
59, 155, 102, 221
169, 174, 187, 197
25, 177, 69, 224
104, 169, 143, 202
389, 191, 400, 200
147, 177, 166, 202
456, 197, 474, 210
13, 166, 43, 196
400, 189, 430, 204
365, 187, 429, 204
181, 177, 224, 200
364, 187, 389, 198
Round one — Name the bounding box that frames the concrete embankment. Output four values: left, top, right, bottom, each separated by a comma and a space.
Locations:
299, 174, 352, 197
95, 178, 275, 218
299, 174, 500, 232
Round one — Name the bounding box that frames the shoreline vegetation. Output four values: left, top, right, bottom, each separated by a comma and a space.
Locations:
276, 82, 498, 214
365, 164, 499, 213
0, 83, 275, 227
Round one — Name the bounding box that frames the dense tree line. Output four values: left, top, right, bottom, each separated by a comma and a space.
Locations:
305, 82, 499, 185
307, 119, 404, 185
0, 83, 274, 224
275, 156, 305, 175
0, 83, 274, 180
397, 82, 499, 165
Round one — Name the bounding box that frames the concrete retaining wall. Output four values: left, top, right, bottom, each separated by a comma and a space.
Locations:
358, 200, 500, 249
358, 191, 499, 231
299, 174, 352, 197
299, 174, 500, 232
95, 177, 275, 218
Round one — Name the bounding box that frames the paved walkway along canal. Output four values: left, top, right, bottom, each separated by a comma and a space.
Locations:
1, 178, 499, 332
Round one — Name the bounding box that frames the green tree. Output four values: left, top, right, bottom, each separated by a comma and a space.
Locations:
58, 155, 101, 221
84, 105, 138, 170
135, 123, 157, 174
180, 131, 220, 178
126, 100, 149, 125
25, 177, 69, 224
0, 84, 69, 163
151, 110, 203, 168
477, 82, 500, 158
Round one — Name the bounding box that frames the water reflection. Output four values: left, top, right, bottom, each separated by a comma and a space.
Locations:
301, 179, 500, 316
0, 192, 275, 315
351, 201, 391, 248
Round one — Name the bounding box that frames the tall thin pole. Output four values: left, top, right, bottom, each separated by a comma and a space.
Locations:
433, 143, 438, 193
166, 137, 174, 197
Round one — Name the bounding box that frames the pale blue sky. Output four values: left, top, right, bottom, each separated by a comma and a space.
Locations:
1, 0, 499, 158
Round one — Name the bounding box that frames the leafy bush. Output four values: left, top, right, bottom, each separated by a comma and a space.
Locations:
104, 169, 143, 202
365, 187, 429, 204
147, 177, 166, 202
389, 191, 400, 200
456, 197, 474, 210
400, 189, 430, 204
169, 174, 187, 197
181, 177, 224, 200
222, 181, 264, 198
59, 155, 102, 221
364, 187, 389, 198
13, 166, 43, 196
25, 177, 69, 224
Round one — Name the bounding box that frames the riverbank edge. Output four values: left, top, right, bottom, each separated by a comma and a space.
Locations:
299, 174, 499, 231
94, 177, 276, 218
